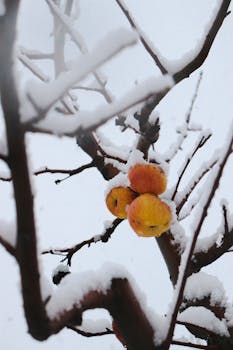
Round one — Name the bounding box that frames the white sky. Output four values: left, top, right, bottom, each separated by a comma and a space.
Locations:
0, 1, 233, 349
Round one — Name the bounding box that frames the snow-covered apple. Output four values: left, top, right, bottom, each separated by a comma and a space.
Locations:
128, 163, 167, 195
105, 187, 137, 219
127, 193, 172, 237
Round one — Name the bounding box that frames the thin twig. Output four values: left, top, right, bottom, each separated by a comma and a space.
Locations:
67, 325, 113, 337
177, 159, 217, 216
42, 218, 123, 266
222, 204, 229, 235
34, 161, 94, 184
20, 47, 54, 60
115, 0, 167, 74
166, 71, 203, 162
173, 0, 231, 82
0, 176, 12, 182
0, 235, 16, 256
172, 340, 215, 349
171, 133, 211, 201
45, 0, 112, 103
18, 51, 50, 82
165, 133, 233, 345
176, 320, 217, 338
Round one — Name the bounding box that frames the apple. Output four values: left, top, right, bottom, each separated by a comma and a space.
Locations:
127, 193, 172, 237
128, 163, 167, 195
105, 187, 137, 219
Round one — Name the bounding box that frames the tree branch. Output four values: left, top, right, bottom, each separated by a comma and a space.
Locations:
0, 235, 16, 256
171, 340, 213, 349
49, 278, 164, 350
164, 132, 233, 345
173, 0, 231, 82
115, 0, 168, 74
0, 1, 50, 340
42, 218, 123, 266
67, 325, 113, 337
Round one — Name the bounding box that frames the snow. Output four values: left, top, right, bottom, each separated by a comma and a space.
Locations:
78, 317, 111, 333
184, 271, 227, 307
46, 262, 167, 343
194, 232, 219, 253
179, 306, 229, 337
30, 74, 173, 136
52, 264, 70, 278
0, 0, 5, 16
0, 128, 8, 156
168, 218, 187, 253
160, 1, 224, 74
0, 219, 16, 247
105, 172, 129, 196
46, 0, 87, 52
25, 28, 138, 118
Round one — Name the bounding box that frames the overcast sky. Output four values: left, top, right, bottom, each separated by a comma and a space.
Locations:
0, 1, 233, 349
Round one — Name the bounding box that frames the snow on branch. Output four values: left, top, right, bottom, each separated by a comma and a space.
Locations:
173, 0, 231, 81
115, 0, 168, 74
47, 264, 165, 349
28, 74, 173, 136
18, 50, 50, 82
163, 129, 233, 344
179, 307, 229, 337
184, 272, 227, 308
26, 28, 138, 120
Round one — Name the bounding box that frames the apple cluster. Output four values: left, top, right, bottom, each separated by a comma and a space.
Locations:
105, 163, 172, 237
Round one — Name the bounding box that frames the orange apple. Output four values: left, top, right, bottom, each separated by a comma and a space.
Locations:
105, 187, 137, 219
127, 193, 172, 237
128, 163, 167, 195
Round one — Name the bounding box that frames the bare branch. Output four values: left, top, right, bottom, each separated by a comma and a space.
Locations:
222, 204, 229, 235
115, 0, 167, 74
174, 0, 231, 82
67, 325, 113, 337
0, 235, 16, 256
171, 340, 213, 349
42, 218, 123, 266
34, 161, 94, 184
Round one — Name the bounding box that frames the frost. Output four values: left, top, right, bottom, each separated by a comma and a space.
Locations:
105, 172, 129, 196
30, 74, 173, 136
52, 264, 70, 278
125, 149, 146, 170
184, 272, 227, 307
26, 28, 138, 117
93, 234, 101, 243
169, 220, 187, 252
179, 307, 229, 337
194, 232, 219, 253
